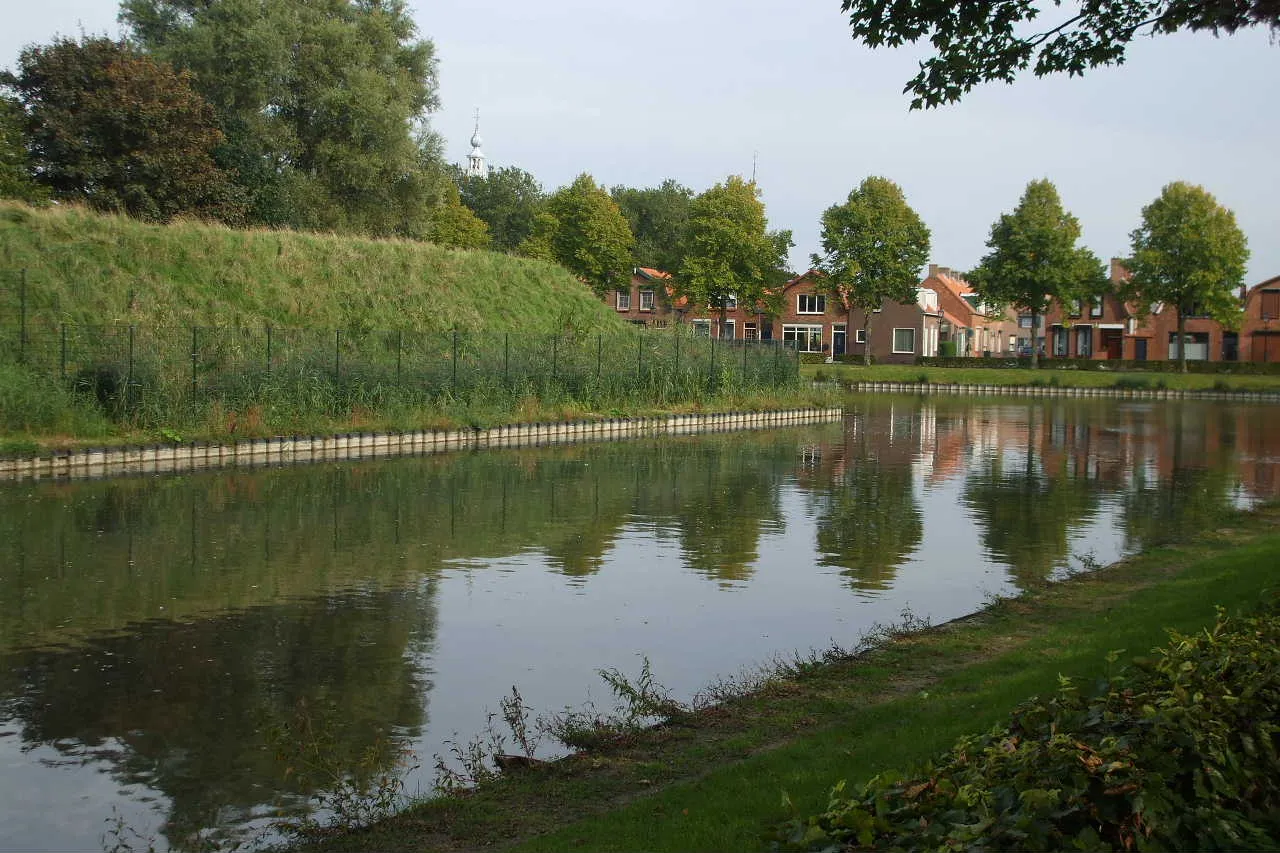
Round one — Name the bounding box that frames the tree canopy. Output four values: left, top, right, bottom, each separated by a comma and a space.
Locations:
0, 95, 44, 203
526, 173, 635, 296
677, 176, 793, 329
456, 165, 544, 252
611, 179, 693, 274
120, 0, 444, 235
838, 0, 1280, 108
1123, 181, 1248, 372
968, 179, 1105, 368
3, 37, 239, 221
427, 180, 490, 250
814, 176, 931, 365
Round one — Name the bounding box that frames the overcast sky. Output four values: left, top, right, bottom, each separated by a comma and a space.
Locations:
4, 0, 1276, 283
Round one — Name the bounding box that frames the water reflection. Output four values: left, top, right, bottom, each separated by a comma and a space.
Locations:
0, 397, 1276, 850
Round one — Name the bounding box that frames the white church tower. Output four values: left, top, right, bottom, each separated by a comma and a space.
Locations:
464, 109, 488, 178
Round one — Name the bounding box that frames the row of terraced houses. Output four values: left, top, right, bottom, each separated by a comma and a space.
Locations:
605, 263, 1280, 364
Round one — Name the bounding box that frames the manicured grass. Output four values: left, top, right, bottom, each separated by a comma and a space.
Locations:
804, 362, 1280, 392
302, 504, 1280, 853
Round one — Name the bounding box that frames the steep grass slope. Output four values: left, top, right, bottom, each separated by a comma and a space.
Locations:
0, 202, 626, 335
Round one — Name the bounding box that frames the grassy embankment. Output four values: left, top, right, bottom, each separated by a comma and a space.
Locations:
0, 202, 818, 451
304, 503, 1280, 853
805, 361, 1280, 392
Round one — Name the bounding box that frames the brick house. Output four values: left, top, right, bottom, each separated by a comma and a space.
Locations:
918, 265, 1021, 357
1240, 275, 1280, 362
609, 267, 679, 328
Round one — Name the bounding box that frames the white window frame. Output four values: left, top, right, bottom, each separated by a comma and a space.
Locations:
639, 289, 655, 311
720, 319, 735, 340
892, 327, 916, 354
854, 329, 867, 344
616, 290, 631, 311
724, 294, 738, 310
744, 322, 758, 340
1089, 300, 1104, 318
692, 319, 711, 337
797, 293, 826, 315
783, 324, 824, 353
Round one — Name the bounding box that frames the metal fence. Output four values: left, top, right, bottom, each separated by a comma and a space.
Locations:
0, 271, 799, 425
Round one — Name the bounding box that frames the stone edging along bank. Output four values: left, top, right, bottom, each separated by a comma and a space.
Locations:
0, 408, 844, 482
844, 380, 1280, 403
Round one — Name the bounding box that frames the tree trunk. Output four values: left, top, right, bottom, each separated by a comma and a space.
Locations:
1177, 311, 1187, 374
719, 305, 728, 340
863, 309, 874, 367
1029, 307, 1040, 370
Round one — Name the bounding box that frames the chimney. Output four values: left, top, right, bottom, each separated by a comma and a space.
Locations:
928, 263, 940, 278
1109, 257, 1128, 282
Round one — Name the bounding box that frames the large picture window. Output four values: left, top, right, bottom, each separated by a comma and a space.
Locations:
797, 294, 826, 314
892, 328, 916, 354
783, 324, 823, 352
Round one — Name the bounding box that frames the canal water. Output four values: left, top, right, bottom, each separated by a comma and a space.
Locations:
1, 396, 1276, 850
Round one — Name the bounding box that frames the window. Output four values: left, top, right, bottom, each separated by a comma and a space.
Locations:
1076, 326, 1093, 357
1069, 299, 1082, 318
724, 294, 738, 310
720, 319, 735, 339
797, 293, 826, 314
692, 319, 711, 337
744, 322, 758, 340
855, 329, 866, 344
1261, 291, 1280, 319
639, 289, 655, 311
1052, 328, 1068, 357
616, 290, 631, 311
783, 324, 823, 352
1089, 300, 1104, 318
1169, 332, 1209, 361
892, 328, 916, 354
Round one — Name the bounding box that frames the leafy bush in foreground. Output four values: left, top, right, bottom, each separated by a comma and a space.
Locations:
777, 599, 1280, 852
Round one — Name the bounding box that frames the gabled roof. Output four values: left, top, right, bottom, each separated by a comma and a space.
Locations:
635, 267, 672, 281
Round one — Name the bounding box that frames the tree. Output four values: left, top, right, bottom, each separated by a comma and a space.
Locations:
3, 37, 239, 221
968, 179, 1106, 368
121, 0, 442, 234
814, 176, 931, 365
530, 174, 635, 296
1124, 181, 1248, 373
456, 165, 544, 252
611, 178, 693, 274
838, 0, 1280, 109
427, 180, 490, 250
677, 176, 793, 336
0, 96, 45, 203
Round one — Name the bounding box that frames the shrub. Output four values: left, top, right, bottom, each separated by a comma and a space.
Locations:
776, 599, 1280, 852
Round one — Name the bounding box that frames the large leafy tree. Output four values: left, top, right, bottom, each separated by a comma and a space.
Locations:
839, 0, 1280, 109
814, 176, 931, 365
3, 37, 239, 221
1123, 181, 1248, 373
677, 176, 793, 335
0, 96, 45, 203
456, 165, 544, 252
121, 0, 442, 234
427, 180, 490, 250
525, 173, 634, 296
611, 178, 693, 274
968, 179, 1105, 368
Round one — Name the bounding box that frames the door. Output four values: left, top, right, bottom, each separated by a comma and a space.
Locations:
1101, 329, 1122, 360
832, 325, 846, 356
1134, 338, 1148, 361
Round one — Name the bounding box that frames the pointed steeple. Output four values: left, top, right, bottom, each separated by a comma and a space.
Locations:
465, 108, 488, 178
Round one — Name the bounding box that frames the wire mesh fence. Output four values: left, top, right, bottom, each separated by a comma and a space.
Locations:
0, 313, 800, 427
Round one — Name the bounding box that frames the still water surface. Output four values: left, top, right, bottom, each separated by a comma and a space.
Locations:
1, 396, 1277, 850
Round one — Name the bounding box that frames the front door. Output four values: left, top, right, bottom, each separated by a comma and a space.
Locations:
832, 325, 846, 356
1135, 339, 1148, 361
1101, 329, 1123, 360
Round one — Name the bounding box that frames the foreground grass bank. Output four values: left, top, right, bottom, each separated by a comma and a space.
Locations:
303, 503, 1280, 853
805, 362, 1280, 393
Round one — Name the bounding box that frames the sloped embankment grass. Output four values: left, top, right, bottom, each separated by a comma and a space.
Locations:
0, 201, 627, 336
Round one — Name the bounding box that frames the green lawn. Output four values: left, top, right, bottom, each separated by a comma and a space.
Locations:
305, 505, 1280, 853
804, 362, 1280, 392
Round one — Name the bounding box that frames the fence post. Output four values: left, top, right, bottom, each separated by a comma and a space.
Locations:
674, 332, 680, 376
266, 324, 273, 379
708, 334, 717, 393
503, 332, 510, 388
18, 268, 27, 364
191, 326, 198, 397
451, 329, 459, 391
60, 323, 67, 382
396, 330, 403, 382
742, 337, 749, 379
636, 334, 644, 382
126, 324, 135, 412
596, 333, 602, 380
335, 329, 342, 382
552, 335, 558, 382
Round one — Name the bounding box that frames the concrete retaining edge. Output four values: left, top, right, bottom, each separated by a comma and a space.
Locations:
843, 381, 1280, 404
0, 408, 845, 482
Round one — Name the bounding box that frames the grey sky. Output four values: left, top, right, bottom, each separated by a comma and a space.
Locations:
4, 0, 1276, 284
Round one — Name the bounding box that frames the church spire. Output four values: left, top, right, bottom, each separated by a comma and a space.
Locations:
465, 108, 488, 178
